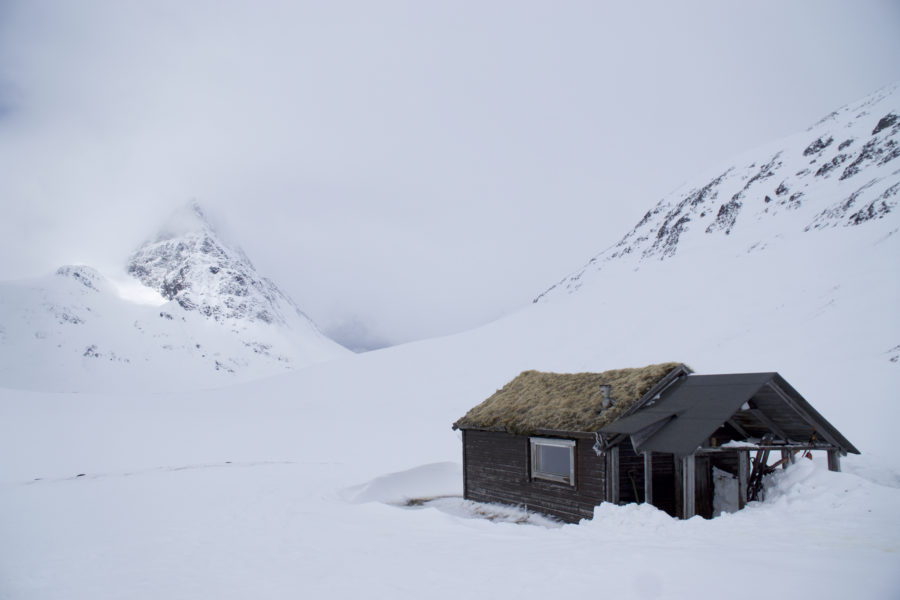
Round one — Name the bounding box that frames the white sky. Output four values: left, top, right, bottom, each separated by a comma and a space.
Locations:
1, 0, 899, 349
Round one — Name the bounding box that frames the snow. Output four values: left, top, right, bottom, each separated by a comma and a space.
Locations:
1, 87, 900, 598
538, 82, 900, 301
1, 379, 898, 599
720, 440, 759, 448
0, 206, 349, 392
712, 466, 740, 514
341, 462, 462, 505
2, 282, 899, 599
106, 274, 168, 306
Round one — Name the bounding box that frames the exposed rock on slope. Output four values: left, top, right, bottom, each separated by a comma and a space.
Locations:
0, 204, 349, 392
536, 84, 900, 301
128, 203, 314, 329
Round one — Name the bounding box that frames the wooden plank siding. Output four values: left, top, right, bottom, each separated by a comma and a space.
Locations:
650, 452, 677, 517
463, 430, 607, 523
695, 455, 713, 519
463, 432, 718, 521
618, 443, 645, 504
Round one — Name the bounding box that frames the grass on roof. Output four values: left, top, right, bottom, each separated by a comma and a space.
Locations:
453, 362, 685, 435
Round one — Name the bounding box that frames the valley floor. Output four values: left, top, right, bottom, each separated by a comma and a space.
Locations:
1, 383, 898, 600
4, 78, 899, 600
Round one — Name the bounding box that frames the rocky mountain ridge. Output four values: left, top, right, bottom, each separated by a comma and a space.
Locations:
536, 84, 900, 301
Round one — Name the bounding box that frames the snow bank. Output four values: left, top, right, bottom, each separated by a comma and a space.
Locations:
341, 462, 462, 504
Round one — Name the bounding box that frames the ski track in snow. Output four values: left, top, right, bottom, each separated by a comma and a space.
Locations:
15, 460, 329, 487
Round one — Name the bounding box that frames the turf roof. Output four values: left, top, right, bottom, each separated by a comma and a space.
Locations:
453, 362, 686, 435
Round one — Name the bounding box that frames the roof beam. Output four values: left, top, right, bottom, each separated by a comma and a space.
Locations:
746, 408, 790, 441
726, 417, 751, 438
695, 443, 834, 454
765, 382, 845, 451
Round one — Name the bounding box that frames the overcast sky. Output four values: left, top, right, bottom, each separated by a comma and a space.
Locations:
1, 1, 899, 349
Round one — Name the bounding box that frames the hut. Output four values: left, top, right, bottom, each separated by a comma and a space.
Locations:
452, 362, 858, 522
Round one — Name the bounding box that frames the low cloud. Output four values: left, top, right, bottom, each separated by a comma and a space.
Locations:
1, 1, 898, 343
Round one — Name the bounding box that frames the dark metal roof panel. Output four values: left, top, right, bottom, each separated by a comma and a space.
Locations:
599, 372, 859, 456
635, 374, 771, 456
600, 408, 678, 434
599, 373, 772, 456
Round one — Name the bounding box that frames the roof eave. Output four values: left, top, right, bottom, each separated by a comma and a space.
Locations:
454, 424, 596, 439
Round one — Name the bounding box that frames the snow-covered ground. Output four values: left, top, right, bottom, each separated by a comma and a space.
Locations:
1, 340, 898, 599
1, 87, 899, 598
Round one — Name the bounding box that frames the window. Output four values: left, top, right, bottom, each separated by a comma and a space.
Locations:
530, 437, 575, 485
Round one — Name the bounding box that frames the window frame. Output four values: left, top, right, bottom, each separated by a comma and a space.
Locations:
529, 437, 576, 486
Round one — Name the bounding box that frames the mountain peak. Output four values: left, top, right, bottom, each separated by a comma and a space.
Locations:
127, 203, 273, 322
153, 201, 217, 243
536, 83, 900, 302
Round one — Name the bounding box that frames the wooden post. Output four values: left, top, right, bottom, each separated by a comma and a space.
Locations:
682, 455, 696, 519
827, 449, 842, 472
607, 446, 620, 504
737, 451, 750, 510
643, 452, 653, 505
673, 455, 683, 518
780, 449, 793, 469
461, 430, 468, 499
695, 456, 712, 519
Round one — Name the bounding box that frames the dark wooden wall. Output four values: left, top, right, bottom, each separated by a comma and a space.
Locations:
649, 452, 676, 517
695, 456, 713, 519
463, 429, 607, 523
619, 443, 645, 504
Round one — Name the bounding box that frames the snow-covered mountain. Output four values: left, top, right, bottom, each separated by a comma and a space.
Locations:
537, 83, 900, 301
128, 203, 313, 330
2, 87, 900, 599
0, 204, 348, 392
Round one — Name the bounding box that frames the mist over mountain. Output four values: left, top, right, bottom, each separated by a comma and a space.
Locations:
127, 203, 324, 330
3, 3, 898, 352
0, 204, 348, 392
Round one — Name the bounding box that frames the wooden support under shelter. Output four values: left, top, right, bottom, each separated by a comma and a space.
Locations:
827, 449, 842, 472
606, 446, 620, 504
681, 454, 696, 519
673, 455, 683, 518
780, 449, 794, 469
737, 451, 750, 509
643, 452, 653, 505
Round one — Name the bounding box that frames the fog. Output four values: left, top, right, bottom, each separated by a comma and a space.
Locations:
1, 1, 898, 348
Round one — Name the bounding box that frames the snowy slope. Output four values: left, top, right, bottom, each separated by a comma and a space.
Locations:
1, 88, 899, 598
516, 85, 900, 459
0, 205, 348, 392
537, 82, 900, 300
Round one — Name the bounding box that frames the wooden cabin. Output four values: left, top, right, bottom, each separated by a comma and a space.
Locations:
452, 363, 859, 523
